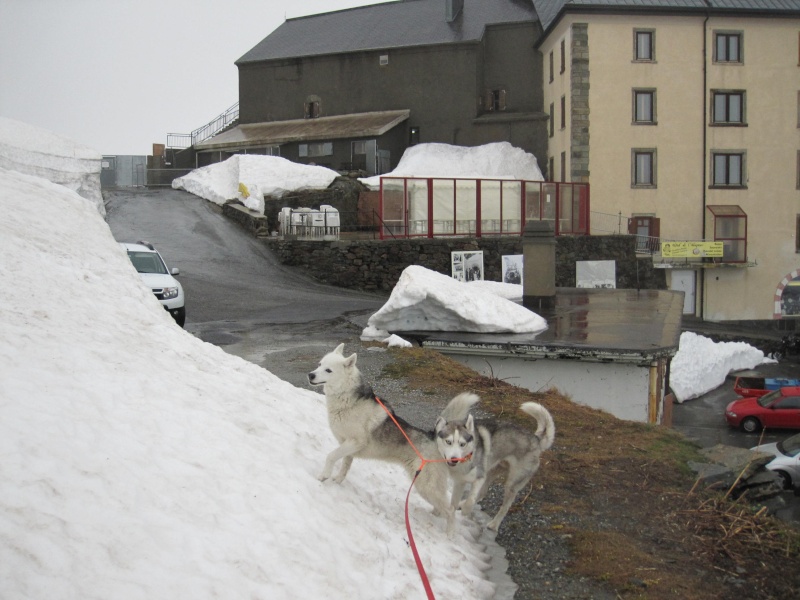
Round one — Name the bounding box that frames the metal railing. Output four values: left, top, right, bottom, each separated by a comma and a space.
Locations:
167, 102, 240, 149
590, 210, 627, 235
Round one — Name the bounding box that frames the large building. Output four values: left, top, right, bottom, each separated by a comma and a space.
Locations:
194, 0, 800, 323
197, 0, 547, 175
536, 0, 800, 321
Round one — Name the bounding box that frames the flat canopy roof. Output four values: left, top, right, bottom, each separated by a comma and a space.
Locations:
195, 110, 411, 152
395, 287, 685, 365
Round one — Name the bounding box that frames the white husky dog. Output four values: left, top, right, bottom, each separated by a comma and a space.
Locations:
435, 393, 555, 532
308, 343, 457, 535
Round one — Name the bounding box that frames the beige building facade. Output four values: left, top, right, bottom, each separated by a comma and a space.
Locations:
539, 5, 800, 322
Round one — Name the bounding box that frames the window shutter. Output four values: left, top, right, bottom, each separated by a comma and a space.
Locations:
651, 217, 660, 239
498, 89, 506, 111
627, 217, 636, 235
485, 90, 494, 111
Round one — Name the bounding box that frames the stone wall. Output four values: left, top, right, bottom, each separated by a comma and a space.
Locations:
267, 234, 666, 293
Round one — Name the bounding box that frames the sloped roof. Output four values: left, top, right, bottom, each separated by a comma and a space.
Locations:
237, 0, 538, 64
194, 110, 411, 151
532, 0, 800, 34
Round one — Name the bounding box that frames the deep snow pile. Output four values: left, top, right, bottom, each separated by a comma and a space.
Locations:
0, 166, 497, 598
360, 142, 544, 189
362, 265, 547, 338
669, 331, 769, 402
0, 117, 103, 215
172, 154, 340, 204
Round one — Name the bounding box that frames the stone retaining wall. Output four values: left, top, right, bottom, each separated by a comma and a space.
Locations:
267, 234, 666, 293
221, 194, 666, 293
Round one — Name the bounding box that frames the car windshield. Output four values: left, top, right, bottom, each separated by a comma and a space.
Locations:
777, 434, 800, 457
757, 389, 781, 408
127, 251, 168, 275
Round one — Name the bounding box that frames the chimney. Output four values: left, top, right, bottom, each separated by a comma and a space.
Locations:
522, 220, 556, 310
445, 0, 463, 23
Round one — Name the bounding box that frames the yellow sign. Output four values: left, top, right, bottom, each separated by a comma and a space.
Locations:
661, 241, 723, 258
238, 182, 250, 199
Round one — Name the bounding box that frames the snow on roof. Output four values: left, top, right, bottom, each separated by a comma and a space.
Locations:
360, 142, 544, 189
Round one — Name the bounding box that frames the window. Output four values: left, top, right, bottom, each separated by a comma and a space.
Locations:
715, 32, 743, 63
485, 89, 506, 111
711, 151, 746, 187
549, 102, 554, 137
298, 142, 333, 158
632, 149, 656, 187
548, 156, 554, 181
707, 205, 747, 262
560, 95, 566, 129
409, 127, 420, 146
549, 51, 554, 82
379, 54, 389, 66
797, 150, 800, 189
560, 39, 566, 74
304, 96, 321, 119
796, 215, 800, 253
633, 90, 656, 124
560, 151, 566, 182
712, 91, 745, 124
634, 29, 655, 61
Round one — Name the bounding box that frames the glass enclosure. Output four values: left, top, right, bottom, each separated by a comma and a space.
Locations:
379, 177, 589, 239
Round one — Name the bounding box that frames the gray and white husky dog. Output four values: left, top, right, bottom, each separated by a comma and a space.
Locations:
308, 343, 456, 535
434, 393, 555, 532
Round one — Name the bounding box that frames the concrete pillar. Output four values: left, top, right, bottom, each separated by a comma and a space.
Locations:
522, 220, 556, 310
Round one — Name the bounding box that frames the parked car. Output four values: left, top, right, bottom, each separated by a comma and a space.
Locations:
733, 371, 800, 398
751, 433, 800, 490
725, 386, 800, 433
120, 241, 185, 327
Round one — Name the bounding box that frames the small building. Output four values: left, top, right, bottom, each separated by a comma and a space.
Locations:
405, 287, 683, 424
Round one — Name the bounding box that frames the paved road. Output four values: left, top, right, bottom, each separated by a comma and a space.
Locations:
104, 187, 387, 381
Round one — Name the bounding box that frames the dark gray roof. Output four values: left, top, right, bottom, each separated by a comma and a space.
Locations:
237, 0, 538, 64
194, 110, 410, 150
532, 0, 800, 33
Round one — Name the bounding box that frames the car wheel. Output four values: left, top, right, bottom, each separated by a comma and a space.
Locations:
173, 307, 186, 328
740, 417, 761, 433
774, 470, 793, 490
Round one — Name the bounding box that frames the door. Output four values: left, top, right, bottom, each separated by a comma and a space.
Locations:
670, 270, 696, 315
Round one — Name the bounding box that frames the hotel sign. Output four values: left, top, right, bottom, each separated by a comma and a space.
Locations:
661, 241, 724, 258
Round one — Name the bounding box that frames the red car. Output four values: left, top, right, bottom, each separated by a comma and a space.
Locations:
725, 386, 800, 433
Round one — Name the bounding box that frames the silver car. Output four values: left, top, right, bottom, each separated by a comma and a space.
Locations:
751, 433, 800, 490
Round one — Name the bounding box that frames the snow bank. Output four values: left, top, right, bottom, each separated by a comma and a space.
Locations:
0, 166, 496, 599
670, 331, 768, 402
172, 154, 340, 204
360, 142, 544, 189
0, 117, 103, 215
366, 265, 547, 335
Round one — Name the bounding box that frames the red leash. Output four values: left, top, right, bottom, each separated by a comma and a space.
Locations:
372, 395, 470, 600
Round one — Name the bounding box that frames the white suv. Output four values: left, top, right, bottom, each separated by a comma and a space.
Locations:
120, 241, 186, 327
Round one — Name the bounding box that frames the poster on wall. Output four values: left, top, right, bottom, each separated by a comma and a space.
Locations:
451, 251, 484, 282
576, 260, 616, 288
502, 254, 523, 286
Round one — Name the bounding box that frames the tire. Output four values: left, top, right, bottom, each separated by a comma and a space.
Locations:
775, 470, 793, 490
172, 307, 186, 328
741, 417, 761, 433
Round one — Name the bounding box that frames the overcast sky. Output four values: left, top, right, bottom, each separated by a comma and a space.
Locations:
0, 0, 392, 156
